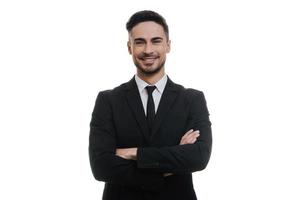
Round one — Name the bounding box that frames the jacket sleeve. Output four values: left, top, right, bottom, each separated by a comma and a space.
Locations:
136, 90, 212, 174
89, 91, 164, 191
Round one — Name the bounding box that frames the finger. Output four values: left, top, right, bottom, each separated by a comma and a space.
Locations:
187, 136, 197, 143
185, 129, 194, 136
187, 129, 194, 133
186, 133, 200, 143
185, 134, 196, 143
186, 130, 199, 137
190, 131, 200, 139
186, 137, 194, 144
185, 132, 199, 140
180, 129, 198, 144
180, 137, 191, 145
187, 136, 198, 144
191, 137, 197, 144
163, 173, 173, 177
186, 139, 194, 144
181, 129, 194, 140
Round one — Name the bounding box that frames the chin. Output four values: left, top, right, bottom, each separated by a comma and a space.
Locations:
134, 60, 165, 76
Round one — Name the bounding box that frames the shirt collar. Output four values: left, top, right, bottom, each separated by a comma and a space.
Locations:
135, 74, 168, 94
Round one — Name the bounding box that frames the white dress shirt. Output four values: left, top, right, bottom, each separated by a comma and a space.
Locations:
134, 74, 168, 116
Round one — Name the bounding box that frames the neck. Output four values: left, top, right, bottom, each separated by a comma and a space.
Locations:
137, 68, 165, 85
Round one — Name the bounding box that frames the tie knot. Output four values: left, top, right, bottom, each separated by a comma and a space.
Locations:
145, 86, 156, 95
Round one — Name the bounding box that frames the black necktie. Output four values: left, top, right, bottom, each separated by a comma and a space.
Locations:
146, 86, 156, 130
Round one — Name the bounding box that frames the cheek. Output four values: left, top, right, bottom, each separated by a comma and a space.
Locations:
132, 49, 143, 57
166, 47, 170, 53
157, 46, 168, 54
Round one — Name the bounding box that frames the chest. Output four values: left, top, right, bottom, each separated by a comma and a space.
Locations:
112, 97, 190, 147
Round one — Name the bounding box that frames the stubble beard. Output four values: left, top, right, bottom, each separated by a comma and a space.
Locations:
134, 59, 166, 76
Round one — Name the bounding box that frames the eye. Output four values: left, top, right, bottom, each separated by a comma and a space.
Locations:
134, 40, 145, 45
153, 39, 162, 44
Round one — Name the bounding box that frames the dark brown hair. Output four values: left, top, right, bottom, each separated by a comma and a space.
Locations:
126, 10, 169, 39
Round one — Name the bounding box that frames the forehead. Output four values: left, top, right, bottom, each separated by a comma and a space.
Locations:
130, 21, 166, 39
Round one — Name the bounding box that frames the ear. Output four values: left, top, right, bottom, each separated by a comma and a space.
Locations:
166, 40, 171, 53
127, 41, 132, 55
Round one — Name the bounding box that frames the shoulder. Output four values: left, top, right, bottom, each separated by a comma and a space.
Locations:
183, 88, 204, 97
181, 88, 206, 107
95, 79, 132, 103
168, 77, 204, 96
97, 78, 130, 95
167, 77, 206, 103
174, 82, 205, 100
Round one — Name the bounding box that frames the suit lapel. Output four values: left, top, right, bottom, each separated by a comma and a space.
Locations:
123, 75, 181, 143
150, 77, 180, 140
124, 76, 150, 141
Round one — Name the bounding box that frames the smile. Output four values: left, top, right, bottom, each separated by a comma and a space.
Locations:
141, 57, 157, 65
141, 57, 158, 60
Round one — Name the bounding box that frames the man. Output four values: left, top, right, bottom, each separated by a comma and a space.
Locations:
89, 10, 212, 200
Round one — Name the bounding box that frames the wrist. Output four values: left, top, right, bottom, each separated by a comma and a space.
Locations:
131, 148, 137, 160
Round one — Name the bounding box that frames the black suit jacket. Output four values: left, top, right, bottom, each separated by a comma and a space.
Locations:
89, 76, 212, 200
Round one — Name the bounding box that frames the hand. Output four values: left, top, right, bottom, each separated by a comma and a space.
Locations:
115, 148, 137, 160
163, 130, 200, 178
180, 129, 200, 145
163, 173, 173, 177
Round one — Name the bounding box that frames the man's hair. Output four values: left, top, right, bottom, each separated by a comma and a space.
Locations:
126, 10, 169, 40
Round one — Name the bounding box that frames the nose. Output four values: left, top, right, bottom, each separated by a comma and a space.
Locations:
143, 43, 154, 54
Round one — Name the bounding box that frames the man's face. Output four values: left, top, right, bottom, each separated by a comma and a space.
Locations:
127, 21, 171, 76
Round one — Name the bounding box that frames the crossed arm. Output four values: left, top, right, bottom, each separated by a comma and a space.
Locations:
89, 90, 212, 190
115, 129, 200, 176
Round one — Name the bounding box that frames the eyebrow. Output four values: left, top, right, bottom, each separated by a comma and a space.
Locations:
151, 37, 163, 41
134, 38, 146, 42
133, 37, 164, 42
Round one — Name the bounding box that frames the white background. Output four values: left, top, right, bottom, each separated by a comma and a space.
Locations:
1, 0, 300, 199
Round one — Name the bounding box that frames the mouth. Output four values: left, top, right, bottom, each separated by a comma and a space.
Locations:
140, 56, 158, 65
